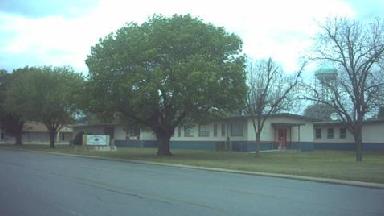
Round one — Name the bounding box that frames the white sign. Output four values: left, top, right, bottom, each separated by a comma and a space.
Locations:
86, 135, 109, 146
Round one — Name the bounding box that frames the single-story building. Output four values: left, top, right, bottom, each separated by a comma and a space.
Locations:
4, 114, 381, 150
72, 114, 384, 151
0, 121, 73, 144
134, 114, 315, 151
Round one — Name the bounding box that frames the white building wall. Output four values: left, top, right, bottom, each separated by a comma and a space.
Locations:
140, 128, 156, 140
245, 117, 313, 142
246, 119, 271, 141
113, 126, 127, 140
363, 123, 384, 143
313, 126, 354, 143
313, 122, 384, 143
171, 123, 227, 141
139, 121, 248, 142
299, 123, 314, 142
140, 117, 316, 143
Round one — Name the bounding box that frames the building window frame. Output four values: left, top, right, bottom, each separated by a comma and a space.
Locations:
327, 128, 334, 139
213, 124, 218, 137
177, 127, 182, 137
198, 124, 210, 137
230, 121, 244, 137
339, 128, 346, 139
221, 123, 226, 136
184, 125, 194, 137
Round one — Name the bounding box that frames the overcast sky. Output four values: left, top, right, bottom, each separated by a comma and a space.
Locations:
0, 0, 383, 74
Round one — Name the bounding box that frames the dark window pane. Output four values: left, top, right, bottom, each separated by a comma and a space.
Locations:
327, 128, 334, 139
339, 128, 346, 139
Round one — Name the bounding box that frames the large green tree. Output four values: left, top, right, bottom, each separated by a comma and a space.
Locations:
5, 66, 83, 148
86, 14, 247, 155
0, 70, 24, 145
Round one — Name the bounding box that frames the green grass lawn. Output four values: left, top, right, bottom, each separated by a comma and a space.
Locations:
3, 144, 384, 184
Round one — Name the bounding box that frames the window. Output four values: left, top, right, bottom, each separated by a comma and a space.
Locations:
198, 124, 210, 137
230, 121, 244, 136
184, 125, 194, 137
327, 128, 334, 139
339, 128, 346, 139
315, 128, 321, 139
177, 127, 181, 137
213, 124, 218, 137
127, 128, 140, 137
221, 123, 226, 136
127, 128, 140, 140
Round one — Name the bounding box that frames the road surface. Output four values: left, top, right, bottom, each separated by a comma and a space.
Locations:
0, 149, 383, 216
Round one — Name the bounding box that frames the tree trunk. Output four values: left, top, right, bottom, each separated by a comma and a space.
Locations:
15, 132, 22, 145
354, 125, 363, 162
156, 131, 172, 156
49, 129, 56, 148
255, 131, 261, 157
13, 122, 24, 145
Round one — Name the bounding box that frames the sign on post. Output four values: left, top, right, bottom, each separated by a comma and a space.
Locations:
85, 135, 109, 146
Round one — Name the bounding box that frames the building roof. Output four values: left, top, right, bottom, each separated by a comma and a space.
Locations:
71, 123, 117, 128
313, 118, 384, 126
271, 123, 306, 127
23, 122, 73, 132
226, 113, 320, 122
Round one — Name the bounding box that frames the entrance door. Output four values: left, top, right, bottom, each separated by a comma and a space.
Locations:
277, 128, 287, 149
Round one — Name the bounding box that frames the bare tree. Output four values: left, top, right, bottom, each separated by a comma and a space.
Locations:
306, 18, 384, 161
246, 58, 302, 156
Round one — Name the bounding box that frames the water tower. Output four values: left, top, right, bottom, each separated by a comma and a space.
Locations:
314, 68, 338, 101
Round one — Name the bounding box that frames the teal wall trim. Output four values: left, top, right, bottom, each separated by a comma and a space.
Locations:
234, 142, 314, 152
115, 140, 217, 150
114, 139, 383, 151
314, 142, 384, 151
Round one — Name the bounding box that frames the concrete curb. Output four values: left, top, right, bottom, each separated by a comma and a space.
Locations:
3, 147, 384, 189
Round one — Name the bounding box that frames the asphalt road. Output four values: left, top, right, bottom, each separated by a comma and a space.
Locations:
0, 149, 383, 216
